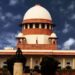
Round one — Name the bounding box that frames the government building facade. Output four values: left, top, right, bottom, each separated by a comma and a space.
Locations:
0, 5, 75, 75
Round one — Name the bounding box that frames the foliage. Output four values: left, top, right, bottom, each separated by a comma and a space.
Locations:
40, 56, 59, 75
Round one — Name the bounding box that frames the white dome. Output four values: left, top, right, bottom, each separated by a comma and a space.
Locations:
16, 32, 24, 38
23, 5, 52, 20
50, 33, 57, 38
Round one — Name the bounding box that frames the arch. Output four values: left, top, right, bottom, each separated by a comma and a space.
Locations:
53, 40, 56, 44
23, 38, 27, 43
48, 38, 51, 44
18, 38, 22, 43
51, 39, 56, 44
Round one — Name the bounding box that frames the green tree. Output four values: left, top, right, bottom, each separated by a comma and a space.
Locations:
40, 56, 59, 75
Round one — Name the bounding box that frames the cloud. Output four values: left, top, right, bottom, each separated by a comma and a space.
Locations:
62, 22, 73, 34
5, 12, 22, 20
0, 15, 6, 21
3, 22, 11, 28
0, 6, 2, 10
59, 7, 64, 12
6, 35, 16, 47
62, 38, 75, 49
59, 1, 75, 15
5, 12, 13, 18
9, 0, 25, 6
69, 14, 75, 20
68, 1, 75, 10
0, 32, 17, 49
0, 11, 22, 28
13, 14, 22, 20
9, 0, 18, 6
0, 12, 6, 21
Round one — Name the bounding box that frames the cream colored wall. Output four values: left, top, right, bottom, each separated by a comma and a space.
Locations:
28, 56, 74, 69
25, 56, 41, 69
0, 57, 7, 68
13, 63, 23, 75
25, 35, 50, 44
65, 58, 73, 67
57, 58, 63, 68
26, 57, 30, 67
57, 57, 74, 69
0, 56, 75, 70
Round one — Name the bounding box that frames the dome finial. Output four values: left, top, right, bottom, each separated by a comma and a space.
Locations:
35, 4, 41, 6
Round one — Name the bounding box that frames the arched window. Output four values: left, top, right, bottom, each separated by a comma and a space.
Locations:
23, 38, 26, 43
53, 40, 56, 44
18, 39, 21, 43
48, 38, 51, 44
18, 38, 22, 43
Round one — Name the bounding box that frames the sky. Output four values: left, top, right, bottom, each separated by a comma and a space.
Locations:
0, 0, 75, 50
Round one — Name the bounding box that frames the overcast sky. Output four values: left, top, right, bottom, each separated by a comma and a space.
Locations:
0, 0, 75, 50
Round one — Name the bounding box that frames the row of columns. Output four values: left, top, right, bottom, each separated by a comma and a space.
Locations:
29, 57, 42, 69
17, 38, 26, 43
60, 58, 75, 69
14, 57, 42, 75
4, 57, 75, 75
23, 24, 53, 30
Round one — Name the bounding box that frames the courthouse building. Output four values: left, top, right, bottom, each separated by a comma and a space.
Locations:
0, 5, 75, 71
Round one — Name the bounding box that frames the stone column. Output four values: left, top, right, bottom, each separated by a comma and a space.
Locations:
30, 57, 33, 69
49, 25, 51, 30
62, 58, 65, 68
73, 58, 75, 69
13, 63, 23, 75
51, 26, 53, 30
39, 24, 41, 29
24, 25, 26, 29
33, 24, 35, 28
28, 24, 30, 29
40, 57, 42, 63
45, 24, 47, 29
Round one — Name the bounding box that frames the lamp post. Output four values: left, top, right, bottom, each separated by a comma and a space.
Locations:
6, 48, 26, 75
